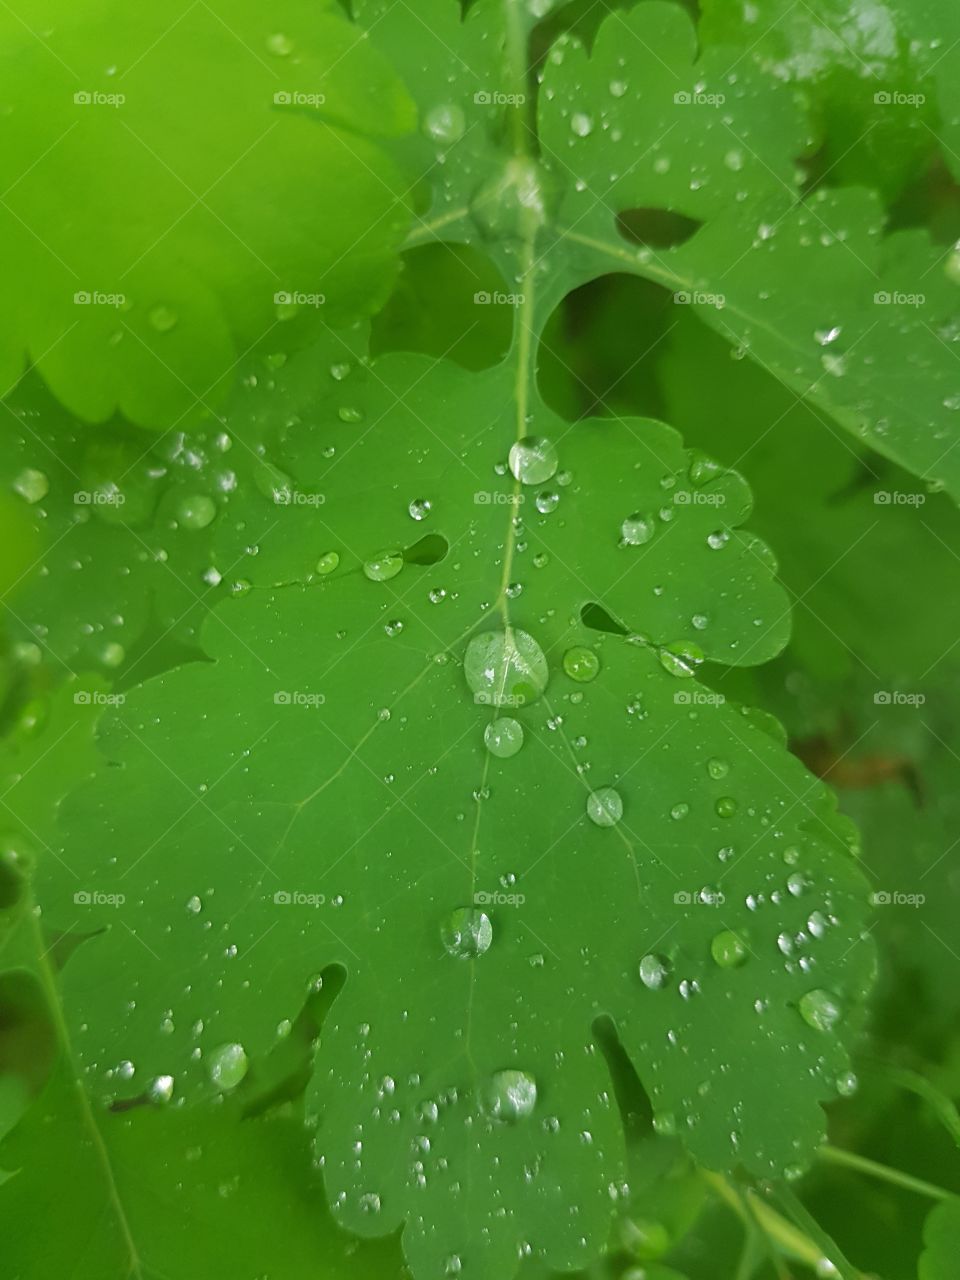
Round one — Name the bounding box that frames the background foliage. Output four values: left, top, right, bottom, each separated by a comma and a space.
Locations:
2, 1, 960, 1277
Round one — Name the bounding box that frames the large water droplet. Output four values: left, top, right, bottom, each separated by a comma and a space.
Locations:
207, 1042, 248, 1090
484, 717, 524, 758
363, 550, 403, 582
562, 646, 600, 682
464, 629, 548, 707
442, 907, 493, 958
798, 988, 842, 1032
509, 437, 558, 485
639, 953, 671, 989
587, 787, 623, 827
482, 1069, 537, 1121
711, 931, 747, 968
621, 513, 655, 546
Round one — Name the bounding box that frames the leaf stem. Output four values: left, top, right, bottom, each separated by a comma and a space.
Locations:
819, 1144, 954, 1201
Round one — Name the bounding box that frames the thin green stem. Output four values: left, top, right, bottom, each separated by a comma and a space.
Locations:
819, 1144, 954, 1202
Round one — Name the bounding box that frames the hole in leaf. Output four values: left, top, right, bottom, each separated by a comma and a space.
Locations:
371, 243, 513, 371
581, 601, 628, 635
616, 207, 702, 249
538, 273, 674, 420
405, 533, 449, 566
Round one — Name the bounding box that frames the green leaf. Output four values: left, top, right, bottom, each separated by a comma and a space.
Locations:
0, 0, 414, 428
42, 334, 874, 1277
533, 4, 960, 499
1, 1057, 410, 1280
920, 1197, 960, 1279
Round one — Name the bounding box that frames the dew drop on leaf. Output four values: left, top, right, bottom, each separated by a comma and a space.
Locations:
13, 468, 49, 504
563, 646, 600, 682
464, 629, 548, 707
482, 1069, 537, 1121
620, 512, 655, 545
316, 551, 340, 575
639, 953, 671, 989
587, 787, 623, 827
442, 907, 493, 958
207, 1042, 249, 1090
484, 717, 524, 758
177, 494, 216, 531
363, 550, 403, 582
798, 989, 843, 1032
711, 931, 747, 968
508, 436, 558, 485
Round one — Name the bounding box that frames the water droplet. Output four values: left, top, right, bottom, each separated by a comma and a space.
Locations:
442, 907, 493, 958
484, 717, 524, 758
363, 550, 403, 582
798, 988, 842, 1032
659, 641, 704, 678
509, 436, 558, 485
423, 102, 466, 144
715, 796, 738, 818
535, 490, 559, 514
186, 895, 202, 914
339, 405, 364, 423
148, 304, 178, 332
711, 931, 747, 968
464, 629, 548, 707
482, 1069, 537, 1121
587, 787, 623, 827
570, 112, 594, 137
178, 494, 216, 531
409, 497, 432, 521
563, 646, 600, 682
207, 1042, 248, 1090
266, 32, 293, 55
384, 619, 404, 638
147, 1074, 175, 1104
836, 1070, 858, 1097
13, 469, 49, 504
707, 757, 729, 779
639, 953, 671, 989
316, 551, 340, 575
621, 512, 655, 545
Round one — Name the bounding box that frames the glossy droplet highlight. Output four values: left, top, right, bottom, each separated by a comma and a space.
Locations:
316, 551, 340, 575
482, 1069, 537, 1121
442, 907, 493, 958
799, 988, 842, 1032
13, 469, 49, 504
587, 787, 623, 827
621, 513, 655, 546
178, 494, 216, 531
509, 436, 558, 485
484, 717, 524, 758
464, 629, 548, 707
639, 953, 671, 990
207, 1042, 248, 1090
711, 931, 747, 968
563, 646, 600, 682
363, 550, 403, 582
